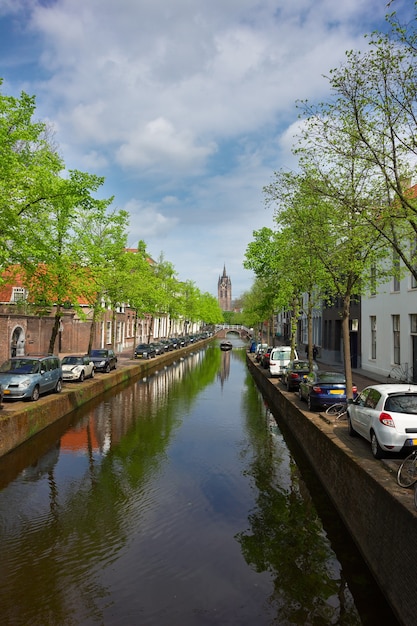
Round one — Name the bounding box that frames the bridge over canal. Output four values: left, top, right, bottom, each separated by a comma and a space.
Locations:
215, 325, 251, 340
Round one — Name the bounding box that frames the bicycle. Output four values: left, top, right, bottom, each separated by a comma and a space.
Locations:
397, 450, 417, 488
325, 402, 348, 420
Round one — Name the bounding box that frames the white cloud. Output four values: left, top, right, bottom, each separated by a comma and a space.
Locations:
124, 199, 179, 240
116, 117, 217, 173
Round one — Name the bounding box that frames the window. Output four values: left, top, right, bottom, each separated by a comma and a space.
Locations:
411, 314, 417, 334
370, 316, 376, 360
106, 321, 112, 344
11, 287, 27, 302
393, 315, 400, 365
365, 388, 381, 409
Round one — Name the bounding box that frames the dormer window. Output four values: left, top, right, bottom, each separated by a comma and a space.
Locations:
11, 287, 27, 302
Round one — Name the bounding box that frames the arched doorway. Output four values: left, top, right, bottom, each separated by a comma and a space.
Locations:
11, 326, 25, 357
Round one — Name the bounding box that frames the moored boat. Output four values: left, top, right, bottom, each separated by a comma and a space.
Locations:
220, 341, 232, 351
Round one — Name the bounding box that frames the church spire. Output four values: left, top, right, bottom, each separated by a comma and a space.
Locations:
218, 265, 232, 311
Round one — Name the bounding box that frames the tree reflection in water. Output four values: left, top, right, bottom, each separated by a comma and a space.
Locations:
236, 377, 399, 625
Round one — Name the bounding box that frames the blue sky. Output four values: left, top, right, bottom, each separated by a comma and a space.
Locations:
0, 0, 410, 299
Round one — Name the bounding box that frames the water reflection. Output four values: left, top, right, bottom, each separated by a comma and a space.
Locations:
0, 343, 399, 625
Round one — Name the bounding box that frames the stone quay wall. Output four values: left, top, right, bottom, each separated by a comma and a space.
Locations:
247, 354, 416, 626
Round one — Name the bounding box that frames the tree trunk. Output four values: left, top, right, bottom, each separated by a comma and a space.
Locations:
290, 296, 299, 360
307, 291, 313, 370
147, 316, 154, 343
342, 294, 353, 399
49, 306, 62, 355
88, 319, 95, 354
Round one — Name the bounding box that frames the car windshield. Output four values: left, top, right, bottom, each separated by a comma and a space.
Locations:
274, 351, 291, 360
317, 372, 346, 383
62, 357, 82, 365
0, 359, 40, 374
90, 350, 107, 357
385, 393, 417, 414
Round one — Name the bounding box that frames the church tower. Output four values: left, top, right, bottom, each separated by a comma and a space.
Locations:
218, 265, 232, 311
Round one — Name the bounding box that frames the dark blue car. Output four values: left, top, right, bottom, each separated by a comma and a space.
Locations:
298, 370, 357, 411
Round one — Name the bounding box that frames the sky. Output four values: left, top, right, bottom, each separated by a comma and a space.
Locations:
0, 0, 412, 300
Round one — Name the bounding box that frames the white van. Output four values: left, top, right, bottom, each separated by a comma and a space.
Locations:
269, 346, 298, 377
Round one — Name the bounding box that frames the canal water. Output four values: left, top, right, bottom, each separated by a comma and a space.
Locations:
0, 340, 399, 625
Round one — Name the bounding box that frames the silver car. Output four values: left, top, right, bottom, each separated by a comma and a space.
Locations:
0, 356, 62, 401
347, 384, 417, 458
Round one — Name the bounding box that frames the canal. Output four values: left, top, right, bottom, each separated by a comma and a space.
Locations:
0, 340, 399, 625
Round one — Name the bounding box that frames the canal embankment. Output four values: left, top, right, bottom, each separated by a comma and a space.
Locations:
0, 342, 208, 458
247, 352, 417, 626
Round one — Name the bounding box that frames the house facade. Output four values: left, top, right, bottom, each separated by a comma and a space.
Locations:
361, 265, 417, 381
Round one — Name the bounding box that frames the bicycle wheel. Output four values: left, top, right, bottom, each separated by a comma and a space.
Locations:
326, 403, 345, 417
397, 451, 417, 488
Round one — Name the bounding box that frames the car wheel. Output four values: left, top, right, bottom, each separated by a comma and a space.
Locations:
79, 371, 85, 382
55, 379, 62, 394
370, 430, 384, 459
307, 395, 315, 411
286, 381, 292, 392
347, 415, 357, 437
298, 387, 303, 401
90, 369, 95, 379
105, 364, 111, 373
30, 385, 40, 402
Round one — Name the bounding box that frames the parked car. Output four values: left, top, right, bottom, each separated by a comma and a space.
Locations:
261, 346, 274, 369
89, 349, 117, 373
61, 355, 95, 382
347, 384, 417, 458
150, 342, 166, 356
134, 343, 157, 359
160, 338, 174, 352
0, 355, 62, 401
299, 370, 357, 411
269, 346, 298, 377
282, 359, 318, 391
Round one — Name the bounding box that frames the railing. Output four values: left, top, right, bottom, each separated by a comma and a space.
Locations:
386, 363, 415, 384
215, 324, 251, 333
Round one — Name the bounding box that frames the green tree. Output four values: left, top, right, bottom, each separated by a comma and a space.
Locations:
0, 81, 64, 271
18, 171, 115, 354
314, 6, 417, 281
75, 207, 131, 352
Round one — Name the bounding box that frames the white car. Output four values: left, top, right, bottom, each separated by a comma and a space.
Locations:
61, 355, 95, 382
269, 346, 298, 377
347, 384, 417, 458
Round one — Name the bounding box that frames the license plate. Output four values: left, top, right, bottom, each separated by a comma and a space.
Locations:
3, 389, 10, 394
330, 389, 344, 394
